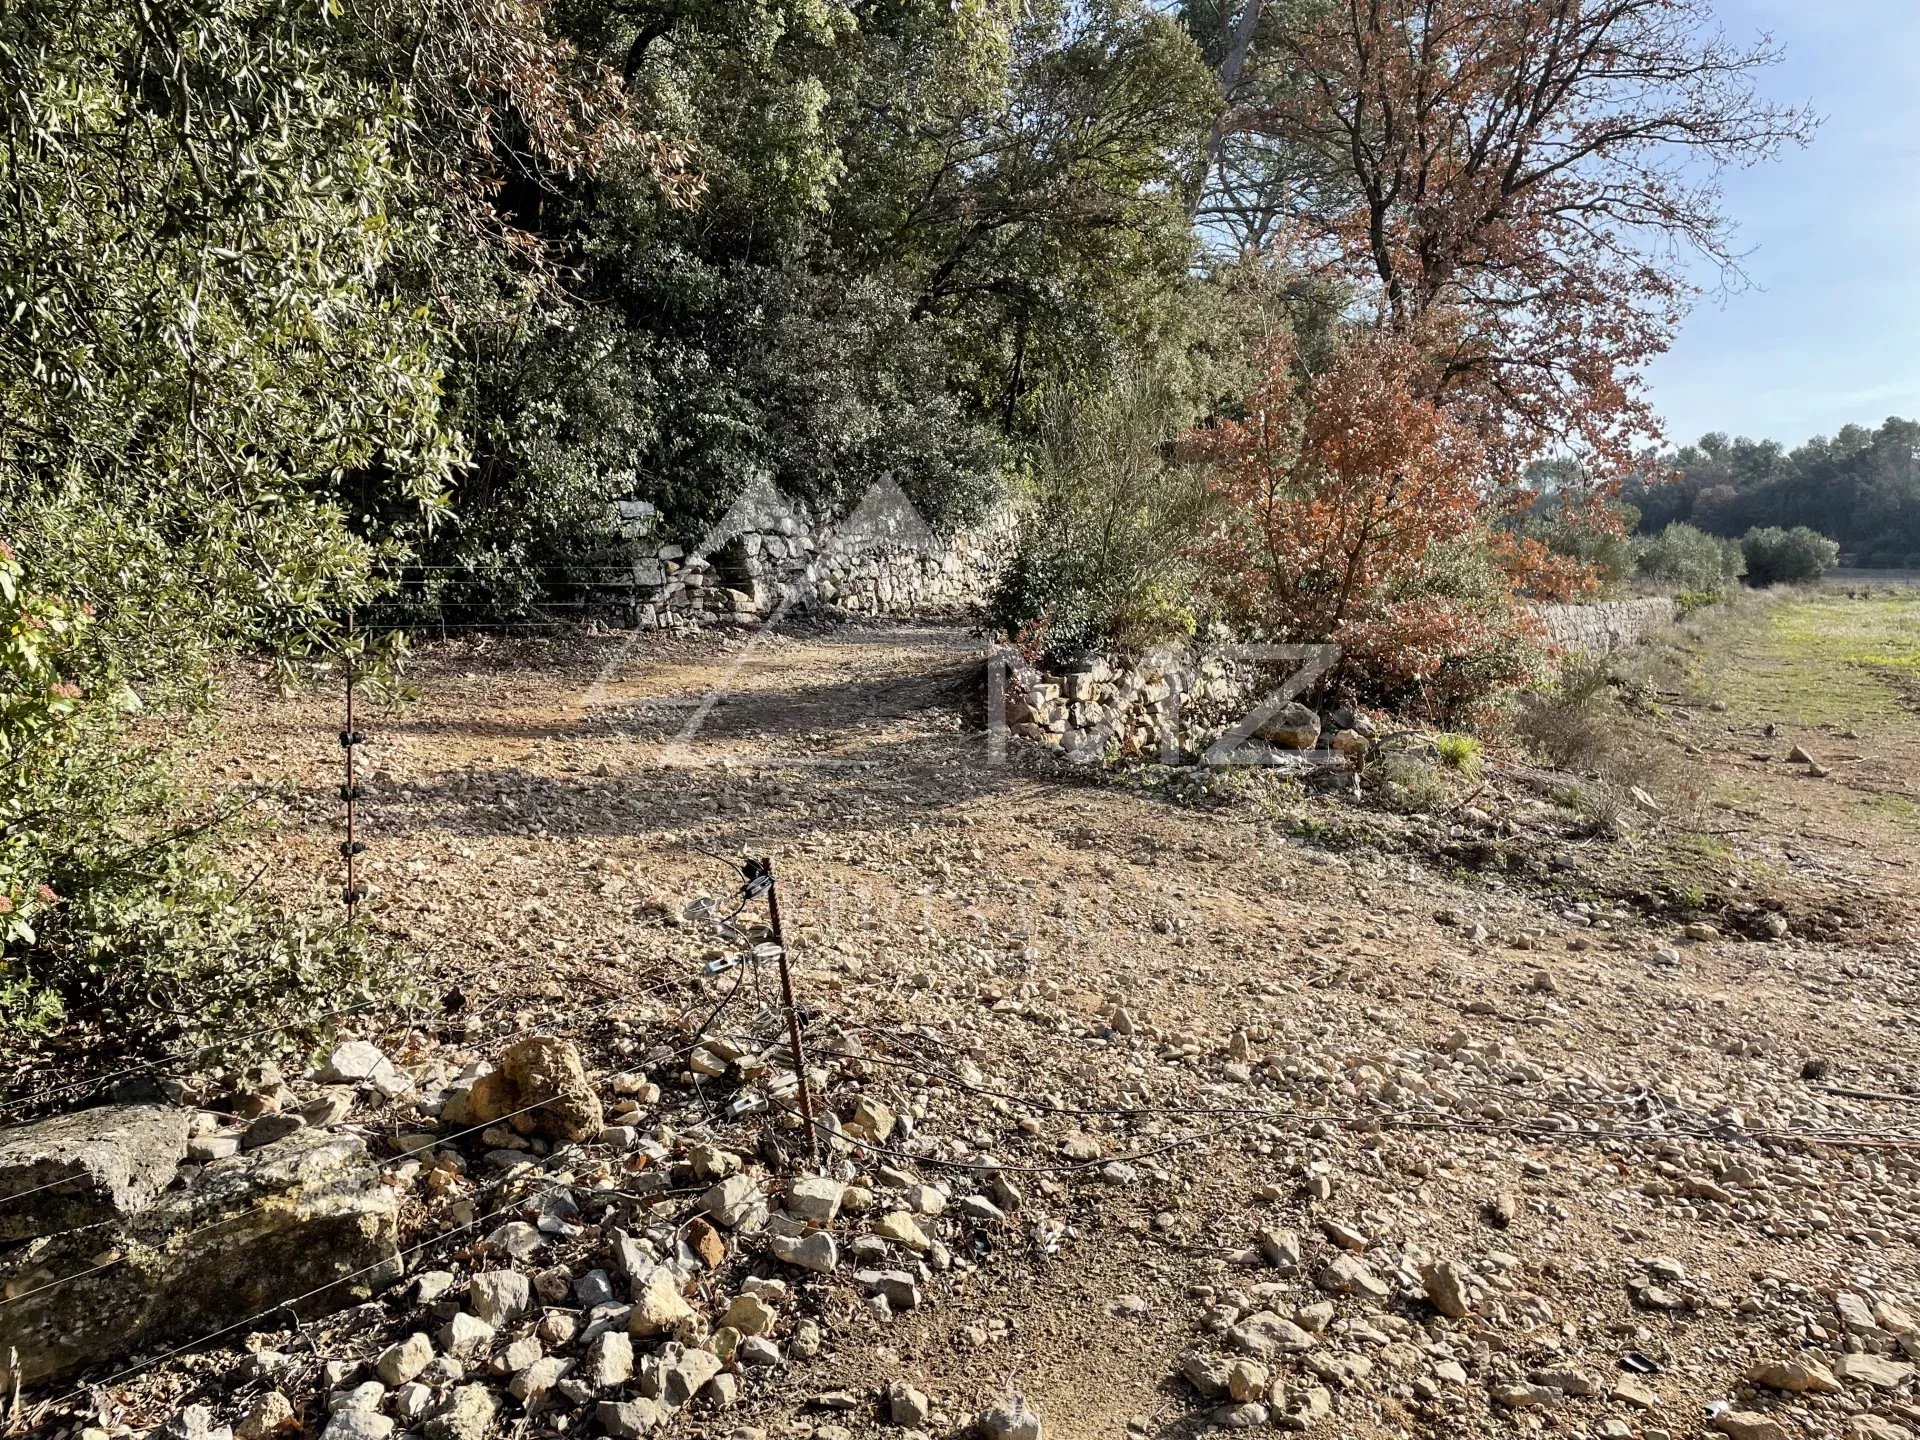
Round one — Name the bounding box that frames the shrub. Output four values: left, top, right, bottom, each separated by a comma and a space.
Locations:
0, 550, 388, 1051
1673, 589, 1721, 618
1564, 781, 1626, 837
1433, 732, 1484, 775
1635, 522, 1745, 595
1511, 654, 1620, 774
1740, 526, 1840, 586
1192, 331, 1551, 722
1371, 750, 1458, 813
987, 366, 1220, 660
1506, 488, 1637, 594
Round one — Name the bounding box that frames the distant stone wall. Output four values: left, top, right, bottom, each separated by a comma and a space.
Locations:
605, 491, 1015, 630
599, 493, 1681, 660
1530, 597, 1678, 655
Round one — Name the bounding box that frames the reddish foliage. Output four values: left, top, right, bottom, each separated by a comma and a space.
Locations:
1489, 531, 1602, 603
1257, 0, 1815, 482
1187, 0, 1816, 702
1192, 331, 1552, 717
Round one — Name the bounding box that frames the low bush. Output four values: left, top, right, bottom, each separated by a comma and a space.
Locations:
1635, 522, 1745, 596
1433, 732, 1484, 775
0, 550, 388, 1051
988, 367, 1220, 660
1741, 526, 1840, 586
1371, 750, 1459, 813
1563, 780, 1627, 838
1510, 654, 1621, 775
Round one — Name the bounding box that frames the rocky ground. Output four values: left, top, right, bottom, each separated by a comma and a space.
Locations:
6, 589, 1920, 1440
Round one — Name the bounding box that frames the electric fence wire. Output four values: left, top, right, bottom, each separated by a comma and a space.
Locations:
0, 962, 709, 1231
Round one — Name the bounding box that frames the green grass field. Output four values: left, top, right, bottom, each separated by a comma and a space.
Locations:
1714, 590, 1920, 728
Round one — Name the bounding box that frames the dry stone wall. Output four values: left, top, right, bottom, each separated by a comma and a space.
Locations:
1004, 599, 1681, 766
606, 494, 1014, 631
1530, 597, 1679, 655
1003, 646, 1366, 769
604, 486, 1680, 656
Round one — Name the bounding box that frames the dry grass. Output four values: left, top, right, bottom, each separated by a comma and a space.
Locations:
1510, 653, 1623, 775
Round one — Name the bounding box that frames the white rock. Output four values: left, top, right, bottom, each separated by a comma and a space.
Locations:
320, 1412, 393, 1440
374, 1333, 434, 1387
770, 1231, 838, 1274
787, 1176, 846, 1222
468, 1269, 532, 1325
627, 1267, 695, 1338
978, 1396, 1042, 1440
582, 1331, 634, 1389
703, 1175, 765, 1229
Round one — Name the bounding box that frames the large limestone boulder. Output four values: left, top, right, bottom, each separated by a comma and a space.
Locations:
0, 1128, 401, 1386
0, 1104, 189, 1243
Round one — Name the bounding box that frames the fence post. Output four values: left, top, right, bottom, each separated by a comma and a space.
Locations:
340, 609, 367, 925
762, 859, 820, 1167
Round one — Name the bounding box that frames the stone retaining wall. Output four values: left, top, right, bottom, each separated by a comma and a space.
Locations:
604, 486, 1681, 656
1530, 597, 1679, 655
1005, 598, 1682, 766
1002, 644, 1363, 769
598, 475, 1686, 683
606, 485, 1014, 630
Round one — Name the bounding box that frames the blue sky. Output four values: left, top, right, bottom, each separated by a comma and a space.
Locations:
1642, 0, 1920, 449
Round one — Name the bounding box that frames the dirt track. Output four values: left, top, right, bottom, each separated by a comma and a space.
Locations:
157, 595, 1920, 1440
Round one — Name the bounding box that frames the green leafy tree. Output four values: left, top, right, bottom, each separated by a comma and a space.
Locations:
1741, 526, 1840, 587
0, 0, 649, 1049
1625, 419, 1920, 566
0, 549, 385, 1043
990, 364, 1225, 658
404, 0, 1224, 621
0, 0, 474, 681
1634, 522, 1744, 596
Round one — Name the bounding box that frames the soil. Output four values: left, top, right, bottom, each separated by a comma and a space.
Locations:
14, 588, 1920, 1440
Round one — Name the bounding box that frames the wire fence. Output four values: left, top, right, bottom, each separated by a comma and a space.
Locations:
10, 841, 1920, 1429
3, 949, 795, 1428
7, 582, 1918, 1427
0, 982, 743, 1315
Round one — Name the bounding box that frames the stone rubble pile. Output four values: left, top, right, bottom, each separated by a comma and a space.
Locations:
9, 891, 1065, 1440
1174, 1228, 1919, 1440
1001, 648, 1373, 768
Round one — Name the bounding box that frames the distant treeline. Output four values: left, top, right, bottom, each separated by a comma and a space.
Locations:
1624, 419, 1920, 567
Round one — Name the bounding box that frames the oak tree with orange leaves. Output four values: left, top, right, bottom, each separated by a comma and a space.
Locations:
1229, 0, 1815, 480
1193, 331, 1547, 718
1185, 0, 1814, 713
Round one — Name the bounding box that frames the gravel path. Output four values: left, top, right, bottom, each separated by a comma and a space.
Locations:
93, 609, 1920, 1440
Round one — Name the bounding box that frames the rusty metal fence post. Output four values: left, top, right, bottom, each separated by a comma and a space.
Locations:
761, 858, 819, 1166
